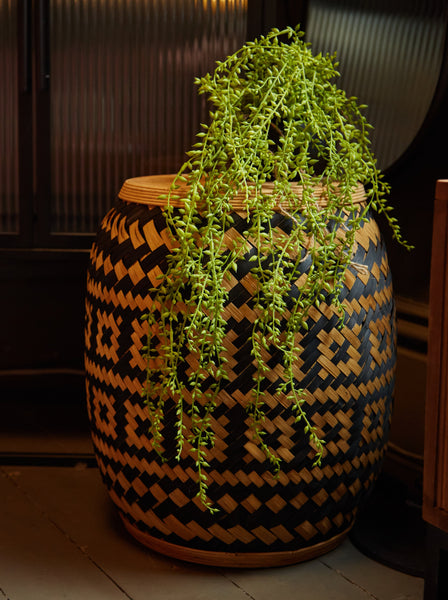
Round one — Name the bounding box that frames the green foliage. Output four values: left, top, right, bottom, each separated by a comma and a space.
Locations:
141, 26, 410, 510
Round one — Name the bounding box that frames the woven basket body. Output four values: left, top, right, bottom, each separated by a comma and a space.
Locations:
84, 175, 395, 567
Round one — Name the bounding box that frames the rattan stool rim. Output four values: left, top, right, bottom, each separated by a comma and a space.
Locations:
120, 515, 353, 568
118, 174, 366, 210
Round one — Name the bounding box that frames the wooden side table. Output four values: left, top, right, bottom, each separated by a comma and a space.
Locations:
423, 179, 448, 599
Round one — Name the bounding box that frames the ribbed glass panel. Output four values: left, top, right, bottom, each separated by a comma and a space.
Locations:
306, 0, 447, 170
49, 0, 247, 234
0, 1, 19, 234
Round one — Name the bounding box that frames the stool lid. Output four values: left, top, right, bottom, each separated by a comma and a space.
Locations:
118, 174, 366, 209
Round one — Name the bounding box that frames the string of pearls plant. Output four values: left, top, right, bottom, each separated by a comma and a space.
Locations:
141, 26, 410, 510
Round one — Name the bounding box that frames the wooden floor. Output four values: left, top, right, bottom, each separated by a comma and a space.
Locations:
0, 461, 424, 600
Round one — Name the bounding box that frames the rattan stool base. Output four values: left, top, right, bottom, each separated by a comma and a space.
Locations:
120, 516, 352, 568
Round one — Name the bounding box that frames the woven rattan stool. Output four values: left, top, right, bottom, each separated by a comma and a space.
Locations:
84, 174, 395, 567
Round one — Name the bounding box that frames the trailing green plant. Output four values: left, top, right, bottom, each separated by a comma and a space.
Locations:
141, 25, 410, 511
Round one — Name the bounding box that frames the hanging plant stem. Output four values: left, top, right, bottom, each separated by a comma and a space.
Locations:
141, 25, 411, 510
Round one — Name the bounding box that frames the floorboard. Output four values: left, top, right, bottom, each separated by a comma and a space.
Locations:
0, 470, 129, 600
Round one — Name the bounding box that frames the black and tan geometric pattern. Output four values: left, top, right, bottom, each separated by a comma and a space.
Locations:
85, 184, 395, 562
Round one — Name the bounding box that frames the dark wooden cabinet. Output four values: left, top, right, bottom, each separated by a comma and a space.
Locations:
1, 0, 284, 378
424, 180, 448, 599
